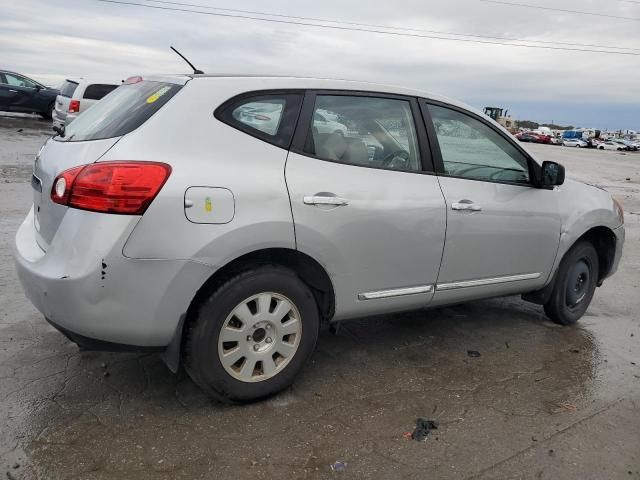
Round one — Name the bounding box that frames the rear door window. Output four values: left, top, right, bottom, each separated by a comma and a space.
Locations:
83, 83, 118, 100
58, 80, 182, 142
60, 80, 79, 98
305, 95, 422, 172
215, 92, 303, 148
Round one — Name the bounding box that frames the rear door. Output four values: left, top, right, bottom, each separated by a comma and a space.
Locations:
0, 73, 14, 109
421, 101, 561, 304
286, 91, 447, 320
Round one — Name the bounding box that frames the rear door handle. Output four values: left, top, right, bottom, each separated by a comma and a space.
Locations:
451, 200, 482, 212
303, 195, 348, 206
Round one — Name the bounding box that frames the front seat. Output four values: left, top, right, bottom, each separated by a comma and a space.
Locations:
342, 138, 369, 166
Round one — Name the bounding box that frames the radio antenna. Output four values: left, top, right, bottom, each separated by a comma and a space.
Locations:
170, 46, 204, 74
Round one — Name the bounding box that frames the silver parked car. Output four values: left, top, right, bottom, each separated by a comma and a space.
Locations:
14, 75, 625, 402
52, 77, 119, 129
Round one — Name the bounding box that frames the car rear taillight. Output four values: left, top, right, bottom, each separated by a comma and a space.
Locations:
51, 161, 172, 215
69, 100, 80, 113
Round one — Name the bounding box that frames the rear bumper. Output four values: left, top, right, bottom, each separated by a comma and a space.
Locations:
14, 207, 213, 348
51, 109, 66, 128
46, 317, 163, 352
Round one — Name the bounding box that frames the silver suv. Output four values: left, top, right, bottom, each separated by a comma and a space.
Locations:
53, 77, 119, 128
14, 75, 625, 402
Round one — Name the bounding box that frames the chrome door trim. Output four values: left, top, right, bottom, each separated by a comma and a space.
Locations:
358, 285, 434, 300
436, 273, 541, 291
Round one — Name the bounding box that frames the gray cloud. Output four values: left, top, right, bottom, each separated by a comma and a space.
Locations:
1, 0, 638, 128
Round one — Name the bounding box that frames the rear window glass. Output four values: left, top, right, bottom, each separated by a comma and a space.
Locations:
58, 81, 182, 142
231, 99, 285, 136
215, 93, 303, 149
83, 83, 118, 100
60, 80, 78, 98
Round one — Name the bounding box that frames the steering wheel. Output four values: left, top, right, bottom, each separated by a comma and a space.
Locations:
382, 149, 410, 168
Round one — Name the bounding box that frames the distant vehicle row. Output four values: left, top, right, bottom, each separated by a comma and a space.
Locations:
516, 129, 639, 151
0, 69, 119, 128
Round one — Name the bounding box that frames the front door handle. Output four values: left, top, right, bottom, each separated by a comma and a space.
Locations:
303, 195, 348, 206
8, 89, 18, 93
451, 200, 482, 212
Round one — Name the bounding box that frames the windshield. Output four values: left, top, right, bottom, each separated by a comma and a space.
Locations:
58, 80, 183, 142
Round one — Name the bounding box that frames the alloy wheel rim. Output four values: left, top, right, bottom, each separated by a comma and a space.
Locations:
218, 292, 302, 383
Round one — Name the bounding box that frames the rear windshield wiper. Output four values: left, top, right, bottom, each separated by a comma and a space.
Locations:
53, 124, 65, 137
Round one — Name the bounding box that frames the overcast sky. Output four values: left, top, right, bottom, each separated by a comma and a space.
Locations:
1, 0, 638, 129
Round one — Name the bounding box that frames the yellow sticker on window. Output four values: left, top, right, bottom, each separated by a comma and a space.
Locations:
146, 86, 171, 104
205, 197, 212, 213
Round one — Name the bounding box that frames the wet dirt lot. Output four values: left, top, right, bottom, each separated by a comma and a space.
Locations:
1, 113, 639, 479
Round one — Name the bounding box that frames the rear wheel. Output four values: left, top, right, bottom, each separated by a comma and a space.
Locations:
544, 242, 599, 325
184, 265, 320, 403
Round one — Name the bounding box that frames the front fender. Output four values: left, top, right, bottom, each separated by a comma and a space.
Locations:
547, 179, 622, 283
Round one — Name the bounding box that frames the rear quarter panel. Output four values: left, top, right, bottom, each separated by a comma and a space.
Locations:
108, 78, 297, 267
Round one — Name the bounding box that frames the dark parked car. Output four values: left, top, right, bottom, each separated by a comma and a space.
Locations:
0, 70, 59, 118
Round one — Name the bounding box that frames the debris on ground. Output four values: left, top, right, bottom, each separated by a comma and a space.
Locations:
559, 402, 577, 412
330, 461, 347, 472
570, 349, 580, 353
407, 418, 439, 442
505, 342, 510, 349
467, 350, 481, 358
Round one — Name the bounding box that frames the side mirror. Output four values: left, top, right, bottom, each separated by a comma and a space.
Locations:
541, 161, 565, 187
34, 84, 42, 91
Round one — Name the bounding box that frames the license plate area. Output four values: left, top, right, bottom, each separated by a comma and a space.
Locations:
32, 174, 42, 232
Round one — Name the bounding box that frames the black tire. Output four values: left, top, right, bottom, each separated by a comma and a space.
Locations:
544, 241, 599, 325
183, 265, 320, 403
40, 102, 54, 120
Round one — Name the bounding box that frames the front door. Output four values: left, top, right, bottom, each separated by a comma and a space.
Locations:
422, 102, 562, 304
1, 72, 39, 111
286, 92, 447, 320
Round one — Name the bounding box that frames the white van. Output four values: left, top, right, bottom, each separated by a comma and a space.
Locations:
52, 78, 120, 128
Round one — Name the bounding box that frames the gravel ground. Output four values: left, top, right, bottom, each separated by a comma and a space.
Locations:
1, 113, 639, 479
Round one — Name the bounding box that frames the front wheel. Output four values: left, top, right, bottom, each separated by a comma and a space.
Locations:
544, 241, 599, 325
183, 265, 320, 403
